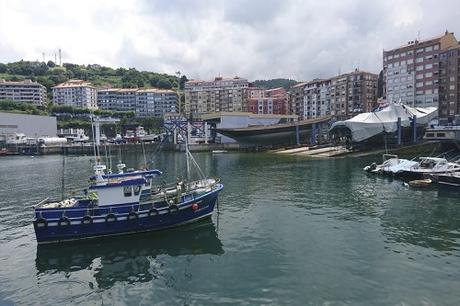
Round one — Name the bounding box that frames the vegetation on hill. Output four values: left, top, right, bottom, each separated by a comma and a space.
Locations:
0, 60, 188, 93
252, 78, 298, 89
0, 99, 48, 116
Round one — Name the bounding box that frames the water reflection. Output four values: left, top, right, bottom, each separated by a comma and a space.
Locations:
35, 219, 223, 289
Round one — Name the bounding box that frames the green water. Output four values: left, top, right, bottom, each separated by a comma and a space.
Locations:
0, 152, 459, 305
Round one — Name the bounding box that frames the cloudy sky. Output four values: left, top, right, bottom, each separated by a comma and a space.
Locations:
1, 0, 459, 81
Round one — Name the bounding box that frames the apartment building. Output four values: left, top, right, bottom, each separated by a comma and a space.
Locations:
97, 88, 137, 112
303, 79, 331, 120
52, 79, 97, 109
184, 77, 249, 115
291, 70, 377, 120
97, 88, 177, 117
330, 70, 378, 119
136, 89, 177, 117
439, 44, 460, 120
0, 79, 47, 106
246, 87, 288, 115
247, 87, 265, 99
383, 31, 458, 107
287, 82, 308, 119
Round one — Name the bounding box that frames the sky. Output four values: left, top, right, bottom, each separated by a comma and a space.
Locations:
1, 0, 459, 81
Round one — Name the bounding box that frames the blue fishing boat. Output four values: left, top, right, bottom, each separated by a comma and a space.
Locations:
33, 119, 223, 244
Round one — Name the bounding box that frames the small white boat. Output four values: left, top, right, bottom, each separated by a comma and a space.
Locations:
212, 150, 228, 154
364, 154, 417, 176
396, 157, 460, 180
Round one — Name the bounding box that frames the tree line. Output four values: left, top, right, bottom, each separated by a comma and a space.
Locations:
0, 60, 188, 92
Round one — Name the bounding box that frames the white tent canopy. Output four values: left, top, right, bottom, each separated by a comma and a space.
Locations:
330, 103, 438, 142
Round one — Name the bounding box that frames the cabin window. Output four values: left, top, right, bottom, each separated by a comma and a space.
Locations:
144, 178, 150, 187
124, 186, 132, 197
437, 133, 445, 137
134, 185, 141, 195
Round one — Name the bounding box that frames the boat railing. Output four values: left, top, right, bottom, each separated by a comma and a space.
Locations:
382, 154, 398, 162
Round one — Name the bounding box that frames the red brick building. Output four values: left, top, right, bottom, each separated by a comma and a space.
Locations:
246, 87, 288, 114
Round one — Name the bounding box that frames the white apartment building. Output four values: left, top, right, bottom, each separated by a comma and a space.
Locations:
0, 79, 47, 106
52, 79, 97, 109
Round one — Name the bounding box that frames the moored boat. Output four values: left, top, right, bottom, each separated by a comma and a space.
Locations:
435, 171, 460, 188
364, 154, 418, 176
33, 118, 223, 244
395, 157, 460, 181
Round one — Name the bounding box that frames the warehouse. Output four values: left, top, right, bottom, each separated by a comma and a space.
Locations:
0, 112, 57, 138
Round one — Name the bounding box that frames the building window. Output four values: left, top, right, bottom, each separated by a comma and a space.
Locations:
425, 46, 433, 52
416, 57, 423, 63
416, 82, 423, 88
416, 66, 424, 71
433, 44, 439, 50
425, 64, 433, 69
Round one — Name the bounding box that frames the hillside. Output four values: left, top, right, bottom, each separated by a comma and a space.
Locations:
252, 78, 298, 89
0, 61, 188, 93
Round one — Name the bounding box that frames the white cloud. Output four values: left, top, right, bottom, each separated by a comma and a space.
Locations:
0, 0, 459, 81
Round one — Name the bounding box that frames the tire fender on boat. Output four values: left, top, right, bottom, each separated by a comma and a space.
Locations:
35, 217, 48, 229
169, 204, 179, 215
106, 213, 117, 223
127, 211, 138, 221
58, 216, 71, 227
81, 215, 93, 225
149, 208, 159, 218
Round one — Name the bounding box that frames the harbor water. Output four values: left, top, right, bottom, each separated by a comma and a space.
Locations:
0, 151, 459, 305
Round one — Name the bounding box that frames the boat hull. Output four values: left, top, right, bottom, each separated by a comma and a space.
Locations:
437, 174, 460, 188
34, 185, 222, 244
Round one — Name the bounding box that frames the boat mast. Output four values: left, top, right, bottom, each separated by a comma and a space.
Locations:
185, 136, 191, 181
60, 152, 65, 200
90, 115, 99, 166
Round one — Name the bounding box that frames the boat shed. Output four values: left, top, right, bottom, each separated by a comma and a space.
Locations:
0, 112, 57, 138
329, 103, 437, 143
199, 112, 298, 143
